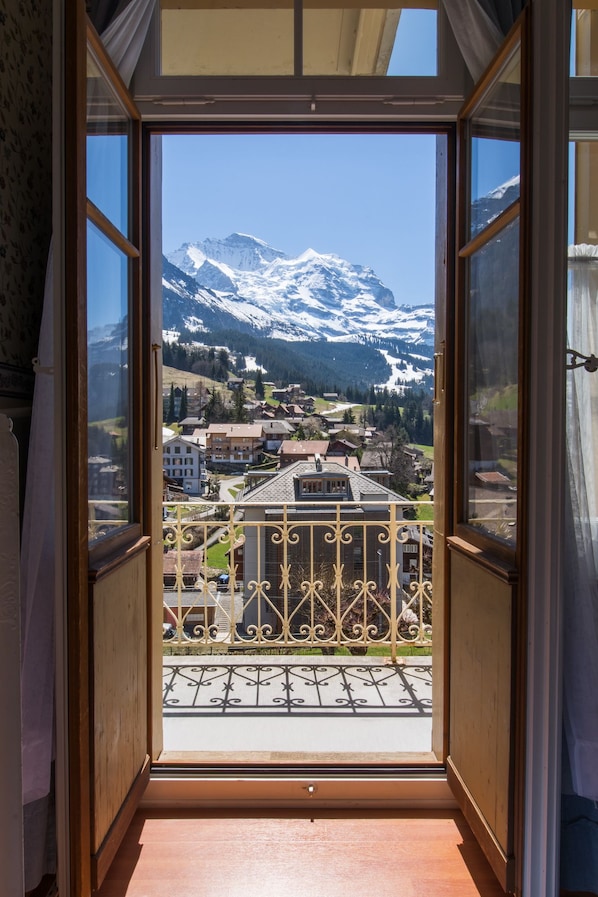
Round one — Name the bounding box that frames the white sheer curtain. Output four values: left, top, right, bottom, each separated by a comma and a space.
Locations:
21, 0, 155, 889
101, 0, 156, 87
564, 243, 598, 800
441, 0, 524, 80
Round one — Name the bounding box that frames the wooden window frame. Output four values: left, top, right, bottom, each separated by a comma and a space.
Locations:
454, 16, 530, 566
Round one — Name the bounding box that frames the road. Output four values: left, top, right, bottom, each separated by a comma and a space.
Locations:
218, 474, 246, 501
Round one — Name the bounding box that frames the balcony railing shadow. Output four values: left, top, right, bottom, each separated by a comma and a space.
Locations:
162, 654, 433, 718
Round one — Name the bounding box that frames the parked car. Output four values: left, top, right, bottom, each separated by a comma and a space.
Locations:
216, 573, 229, 591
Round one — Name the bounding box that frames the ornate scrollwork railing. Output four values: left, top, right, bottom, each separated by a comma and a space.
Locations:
161, 499, 433, 661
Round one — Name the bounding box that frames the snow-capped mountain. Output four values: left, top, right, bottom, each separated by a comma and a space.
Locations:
163, 232, 434, 345
470, 175, 520, 234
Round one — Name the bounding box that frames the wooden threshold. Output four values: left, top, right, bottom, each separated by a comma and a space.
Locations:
95, 808, 506, 897
156, 750, 440, 765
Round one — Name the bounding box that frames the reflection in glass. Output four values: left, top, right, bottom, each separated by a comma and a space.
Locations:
87, 221, 131, 542
466, 219, 519, 544
469, 48, 521, 237
87, 52, 130, 235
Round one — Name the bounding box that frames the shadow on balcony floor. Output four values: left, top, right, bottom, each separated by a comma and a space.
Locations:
161, 656, 433, 758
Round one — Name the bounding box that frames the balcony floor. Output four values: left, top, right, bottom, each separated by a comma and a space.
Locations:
160, 655, 433, 762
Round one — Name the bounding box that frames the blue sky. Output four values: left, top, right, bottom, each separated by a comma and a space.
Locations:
158, 8, 520, 309
162, 133, 439, 307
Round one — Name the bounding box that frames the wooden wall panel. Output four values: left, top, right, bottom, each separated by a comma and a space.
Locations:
449, 550, 513, 853
92, 552, 148, 854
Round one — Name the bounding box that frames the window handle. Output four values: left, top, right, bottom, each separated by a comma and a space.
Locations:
434, 342, 445, 404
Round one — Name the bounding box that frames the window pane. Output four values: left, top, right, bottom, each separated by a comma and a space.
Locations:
469, 48, 521, 238
87, 221, 131, 542
304, 6, 437, 77
87, 52, 130, 235
387, 9, 437, 77
161, 7, 294, 75
465, 218, 519, 544
159, 2, 437, 77
571, 9, 598, 77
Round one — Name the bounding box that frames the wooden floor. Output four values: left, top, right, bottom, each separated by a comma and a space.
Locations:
95, 809, 506, 897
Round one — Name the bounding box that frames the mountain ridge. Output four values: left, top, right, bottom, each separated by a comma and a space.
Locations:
163, 232, 435, 347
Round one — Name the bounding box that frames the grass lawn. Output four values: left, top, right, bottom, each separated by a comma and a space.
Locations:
416, 494, 434, 520
206, 538, 231, 571
412, 443, 434, 461
291, 645, 431, 657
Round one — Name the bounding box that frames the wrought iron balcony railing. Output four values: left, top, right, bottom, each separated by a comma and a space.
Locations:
161, 499, 433, 662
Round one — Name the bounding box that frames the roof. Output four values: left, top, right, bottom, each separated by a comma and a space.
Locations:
254, 419, 296, 434
475, 471, 513, 486
279, 440, 329, 456
163, 434, 205, 451
360, 448, 389, 469
206, 423, 263, 438
162, 549, 203, 576
242, 460, 406, 505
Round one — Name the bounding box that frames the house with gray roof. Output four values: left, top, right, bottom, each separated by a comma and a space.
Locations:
239, 460, 407, 635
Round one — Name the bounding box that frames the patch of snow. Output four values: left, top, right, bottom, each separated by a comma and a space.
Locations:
244, 356, 267, 373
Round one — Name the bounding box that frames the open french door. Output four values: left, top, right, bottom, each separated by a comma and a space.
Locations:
446, 14, 528, 895
64, 8, 156, 893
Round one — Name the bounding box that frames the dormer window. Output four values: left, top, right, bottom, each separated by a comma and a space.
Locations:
299, 476, 349, 496
301, 478, 323, 495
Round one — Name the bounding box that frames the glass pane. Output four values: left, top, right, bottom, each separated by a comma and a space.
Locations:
469, 48, 521, 238
387, 9, 437, 77
570, 140, 598, 246
87, 221, 131, 543
159, 2, 437, 77
571, 9, 598, 77
466, 218, 519, 544
303, 6, 437, 76
87, 52, 130, 236
160, 7, 294, 75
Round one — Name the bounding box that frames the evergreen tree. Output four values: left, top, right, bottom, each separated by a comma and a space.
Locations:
205, 388, 229, 423
178, 385, 188, 421
166, 383, 176, 424
233, 385, 248, 423
254, 368, 265, 399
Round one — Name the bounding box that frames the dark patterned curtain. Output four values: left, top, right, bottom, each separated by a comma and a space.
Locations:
87, 0, 127, 34
442, 0, 527, 80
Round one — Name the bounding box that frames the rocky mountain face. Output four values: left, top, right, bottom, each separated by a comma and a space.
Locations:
163, 232, 435, 346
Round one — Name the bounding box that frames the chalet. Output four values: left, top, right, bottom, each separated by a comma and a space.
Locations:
255, 419, 296, 452
328, 436, 360, 457
205, 423, 264, 468
179, 416, 205, 435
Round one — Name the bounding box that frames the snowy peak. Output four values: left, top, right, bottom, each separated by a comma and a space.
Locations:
471, 174, 520, 234
172, 233, 288, 276
163, 233, 435, 346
